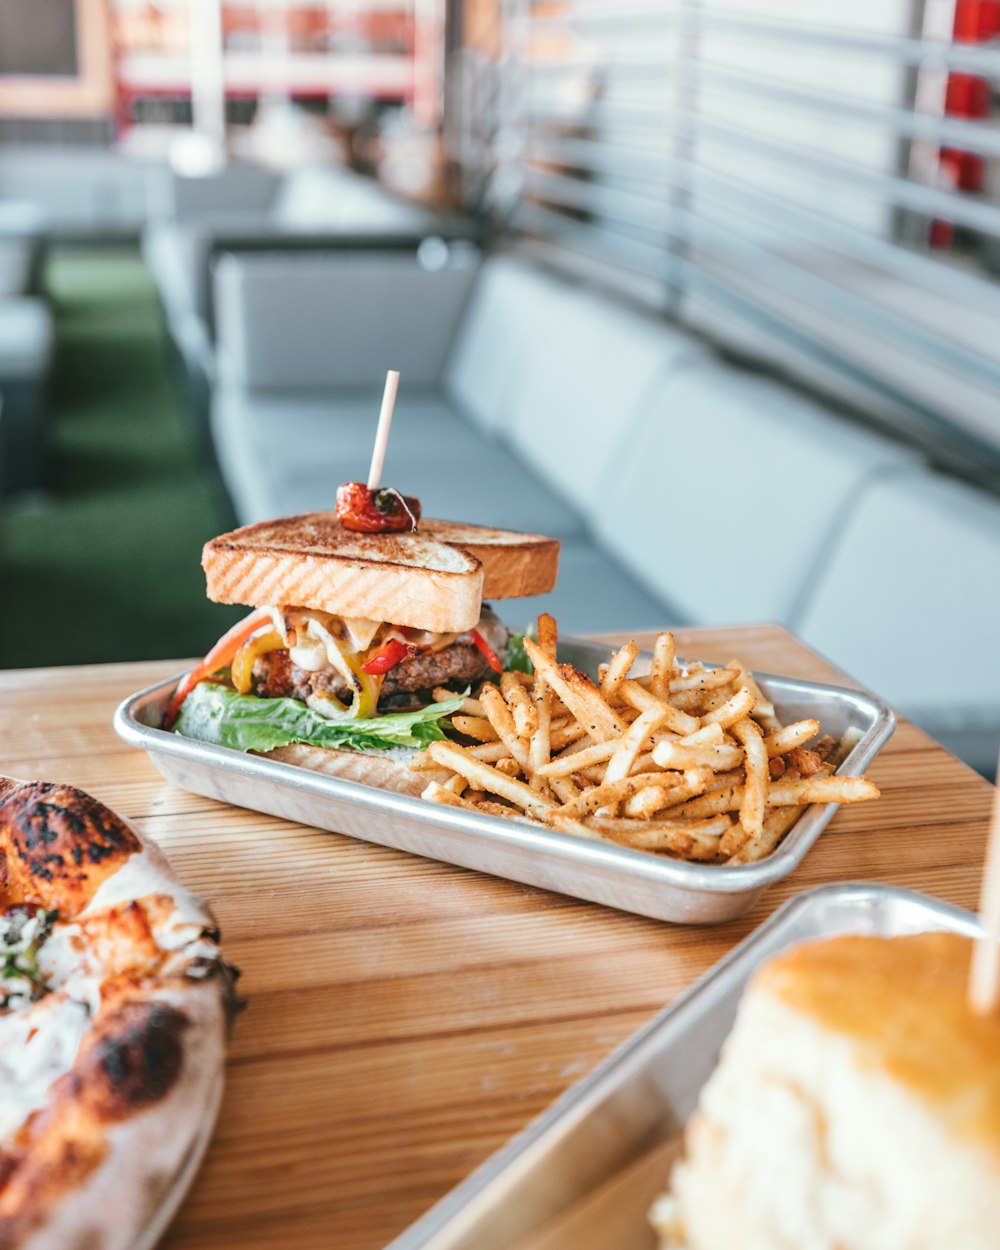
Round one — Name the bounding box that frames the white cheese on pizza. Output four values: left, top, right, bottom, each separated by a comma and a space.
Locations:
0, 777, 238, 1250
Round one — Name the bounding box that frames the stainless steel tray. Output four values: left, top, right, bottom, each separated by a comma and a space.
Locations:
388, 883, 982, 1250
113, 639, 894, 925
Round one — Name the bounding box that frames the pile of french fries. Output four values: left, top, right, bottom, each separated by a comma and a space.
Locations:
412, 614, 880, 865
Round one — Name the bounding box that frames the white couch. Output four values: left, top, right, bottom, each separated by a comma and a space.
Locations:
207, 249, 1000, 770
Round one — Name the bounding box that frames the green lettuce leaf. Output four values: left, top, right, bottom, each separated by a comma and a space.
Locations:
504, 633, 534, 675
174, 682, 466, 754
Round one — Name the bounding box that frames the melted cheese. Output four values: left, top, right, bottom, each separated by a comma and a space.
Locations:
272, 607, 464, 674
342, 617, 382, 653
0, 994, 89, 1139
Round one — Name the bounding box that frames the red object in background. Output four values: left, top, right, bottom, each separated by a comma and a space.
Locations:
939, 147, 987, 191
929, 220, 956, 248
953, 0, 1000, 42
930, 0, 997, 248
945, 73, 992, 118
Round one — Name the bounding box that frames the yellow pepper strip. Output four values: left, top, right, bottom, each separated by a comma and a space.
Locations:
231, 630, 285, 695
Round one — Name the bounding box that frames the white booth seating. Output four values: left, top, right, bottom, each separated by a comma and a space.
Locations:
208, 249, 1000, 769
591, 365, 919, 627
0, 147, 156, 240
794, 469, 1000, 775
142, 162, 479, 449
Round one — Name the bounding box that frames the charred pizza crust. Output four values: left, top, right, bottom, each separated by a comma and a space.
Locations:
0, 778, 238, 1250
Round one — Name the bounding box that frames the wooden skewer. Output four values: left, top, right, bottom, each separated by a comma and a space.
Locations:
367, 369, 400, 491
968, 749, 1000, 1014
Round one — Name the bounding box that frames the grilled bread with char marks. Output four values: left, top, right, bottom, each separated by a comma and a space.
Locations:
202, 513, 559, 634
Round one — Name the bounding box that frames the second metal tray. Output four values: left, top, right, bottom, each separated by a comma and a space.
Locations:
113, 639, 894, 925
388, 883, 982, 1250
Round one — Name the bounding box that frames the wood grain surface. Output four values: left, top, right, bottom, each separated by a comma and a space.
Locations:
0, 625, 993, 1250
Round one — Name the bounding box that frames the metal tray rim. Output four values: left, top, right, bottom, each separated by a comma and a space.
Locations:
386, 882, 981, 1249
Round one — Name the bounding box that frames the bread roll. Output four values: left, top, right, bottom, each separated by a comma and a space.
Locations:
653, 932, 1000, 1250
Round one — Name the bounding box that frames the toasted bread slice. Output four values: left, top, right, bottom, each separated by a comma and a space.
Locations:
264, 743, 448, 796
425, 520, 560, 600
202, 512, 559, 633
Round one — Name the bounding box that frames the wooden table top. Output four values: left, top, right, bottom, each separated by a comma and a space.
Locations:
0, 624, 993, 1250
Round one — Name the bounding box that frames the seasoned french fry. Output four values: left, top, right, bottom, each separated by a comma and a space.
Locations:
604, 707, 671, 784
601, 640, 638, 701
552, 771, 688, 820
700, 686, 756, 729
538, 738, 617, 779
767, 775, 881, 806
432, 688, 485, 716
675, 723, 727, 748
452, 715, 498, 743
546, 813, 621, 844
423, 781, 481, 812
591, 813, 733, 858
442, 773, 469, 796
703, 767, 744, 793
527, 676, 552, 791
732, 717, 767, 839
501, 671, 539, 738
494, 756, 522, 777
549, 774, 581, 804
812, 734, 839, 762
550, 720, 589, 751
729, 806, 801, 863
537, 611, 558, 659
409, 749, 442, 772
669, 665, 739, 694
524, 638, 627, 741
467, 740, 514, 762
830, 726, 863, 767
650, 632, 676, 700
426, 741, 556, 818
622, 784, 677, 819
763, 720, 821, 757
619, 680, 701, 735
785, 746, 824, 777
718, 819, 749, 859
660, 786, 742, 820
651, 740, 744, 772
728, 659, 781, 732
480, 682, 531, 770
473, 798, 537, 823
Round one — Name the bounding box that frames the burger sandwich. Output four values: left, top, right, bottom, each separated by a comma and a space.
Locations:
166, 488, 559, 794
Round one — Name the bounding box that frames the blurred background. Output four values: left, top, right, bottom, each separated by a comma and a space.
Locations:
0, 0, 998, 775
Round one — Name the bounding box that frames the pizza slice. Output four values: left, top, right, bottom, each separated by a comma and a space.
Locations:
0, 778, 238, 1250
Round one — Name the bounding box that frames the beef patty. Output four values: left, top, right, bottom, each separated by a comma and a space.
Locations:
252, 638, 499, 707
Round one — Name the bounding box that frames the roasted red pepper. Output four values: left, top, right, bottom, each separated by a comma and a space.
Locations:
335, 482, 421, 533
471, 629, 504, 674
361, 637, 417, 675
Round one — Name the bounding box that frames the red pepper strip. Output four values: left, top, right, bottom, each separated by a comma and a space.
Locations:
361, 637, 416, 675
163, 608, 273, 728
471, 629, 503, 674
